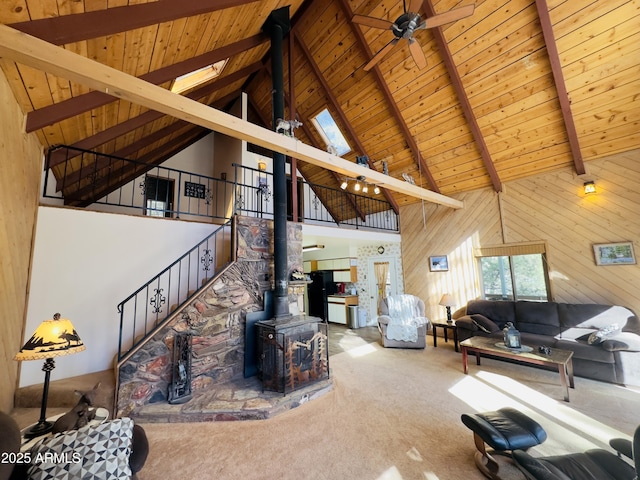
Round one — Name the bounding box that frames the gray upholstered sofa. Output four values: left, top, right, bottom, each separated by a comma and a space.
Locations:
455, 300, 640, 387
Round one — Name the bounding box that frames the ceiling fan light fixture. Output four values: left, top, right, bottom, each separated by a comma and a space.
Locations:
374, 185, 381, 195
340, 180, 348, 190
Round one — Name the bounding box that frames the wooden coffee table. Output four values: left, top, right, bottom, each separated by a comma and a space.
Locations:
460, 336, 575, 402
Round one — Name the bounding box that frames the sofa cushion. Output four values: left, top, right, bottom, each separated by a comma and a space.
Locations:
554, 339, 616, 363
27, 418, 133, 480
515, 301, 560, 336
601, 332, 640, 352
466, 300, 516, 329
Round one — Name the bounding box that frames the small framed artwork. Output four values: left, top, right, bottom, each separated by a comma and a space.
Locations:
593, 242, 636, 266
429, 255, 449, 272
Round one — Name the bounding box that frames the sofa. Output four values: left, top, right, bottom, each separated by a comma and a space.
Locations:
377, 294, 430, 348
0, 410, 148, 480
455, 300, 640, 387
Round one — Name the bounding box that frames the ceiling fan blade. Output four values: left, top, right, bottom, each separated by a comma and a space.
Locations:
352, 14, 394, 30
408, 38, 427, 69
407, 0, 423, 14
421, 4, 475, 29
364, 38, 399, 71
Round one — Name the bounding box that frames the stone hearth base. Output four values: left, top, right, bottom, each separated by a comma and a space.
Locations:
129, 375, 334, 423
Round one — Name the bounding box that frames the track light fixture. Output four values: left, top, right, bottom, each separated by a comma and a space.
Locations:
339, 175, 380, 195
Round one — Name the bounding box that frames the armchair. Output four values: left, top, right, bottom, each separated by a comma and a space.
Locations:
377, 294, 430, 349
513, 424, 639, 480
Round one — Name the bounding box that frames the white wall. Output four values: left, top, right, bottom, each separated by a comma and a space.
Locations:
20, 206, 216, 387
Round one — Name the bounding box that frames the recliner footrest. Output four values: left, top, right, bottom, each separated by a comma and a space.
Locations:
461, 408, 547, 480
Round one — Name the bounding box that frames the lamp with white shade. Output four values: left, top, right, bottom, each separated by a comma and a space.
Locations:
439, 294, 456, 323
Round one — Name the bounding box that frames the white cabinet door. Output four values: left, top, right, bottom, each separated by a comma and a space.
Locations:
328, 303, 346, 324
334, 258, 351, 269
317, 259, 333, 270
333, 270, 351, 282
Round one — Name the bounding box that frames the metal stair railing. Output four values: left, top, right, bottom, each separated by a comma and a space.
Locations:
117, 218, 234, 362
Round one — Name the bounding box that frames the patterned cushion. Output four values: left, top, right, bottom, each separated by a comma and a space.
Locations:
27, 418, 133, 480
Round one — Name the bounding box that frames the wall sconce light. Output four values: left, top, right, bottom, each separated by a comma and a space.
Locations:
584, 181, 596, 195
258, 161, 267, 171
15, 313, 85, 438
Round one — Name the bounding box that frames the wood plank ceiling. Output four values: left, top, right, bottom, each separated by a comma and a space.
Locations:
1, 0, 638, 211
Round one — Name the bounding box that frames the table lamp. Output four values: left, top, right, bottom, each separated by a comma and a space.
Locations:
15, 313, 85, 438
439, 294, 456, 323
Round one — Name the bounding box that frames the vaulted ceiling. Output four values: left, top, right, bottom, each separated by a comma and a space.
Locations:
1, 0, 637, 211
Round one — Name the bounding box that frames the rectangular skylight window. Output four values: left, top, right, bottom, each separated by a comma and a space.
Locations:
171, 59, 228, 94
311, 108, 351, 156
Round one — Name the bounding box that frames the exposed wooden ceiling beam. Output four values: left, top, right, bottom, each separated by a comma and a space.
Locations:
292, 30, 400, 214
27, 35, 267, 132
534, 0, 585, 175
0, 24, 463, 209
338, 0, 440, 194
423, 0, 502, 193
48, 62, 263, 166
8, 0, 258, 45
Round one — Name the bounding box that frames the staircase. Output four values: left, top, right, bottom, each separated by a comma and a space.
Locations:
116, 218, 235, 363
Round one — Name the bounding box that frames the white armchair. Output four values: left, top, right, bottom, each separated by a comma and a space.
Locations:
377, 294, 430, 348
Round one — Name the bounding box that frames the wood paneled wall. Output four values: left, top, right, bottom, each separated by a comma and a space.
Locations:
401, 151, 640, 322
0, 71, 42, 412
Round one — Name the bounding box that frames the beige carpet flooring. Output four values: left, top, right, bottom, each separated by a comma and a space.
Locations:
137, 331, 640, 480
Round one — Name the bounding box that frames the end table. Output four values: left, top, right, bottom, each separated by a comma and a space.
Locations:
431, 319, 459, 352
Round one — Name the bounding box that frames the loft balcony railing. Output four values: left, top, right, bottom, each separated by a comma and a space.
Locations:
233, 164, 399, 232
44, 145, 233, 220
117, 219, 234, 362
43, 146, 398, 232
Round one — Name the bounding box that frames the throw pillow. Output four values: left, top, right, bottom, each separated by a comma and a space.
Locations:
27, 417, 133, 480
470, 314, 500, 333
587, 323, 620, 345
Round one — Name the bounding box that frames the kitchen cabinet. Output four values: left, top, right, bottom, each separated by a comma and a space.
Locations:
327, 295, 358, 324
316, 257, 357, 282
333, 269, 356, 282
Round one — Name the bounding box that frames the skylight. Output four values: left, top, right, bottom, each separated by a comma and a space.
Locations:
311, 108, 351, 156
171, 59, 229, 94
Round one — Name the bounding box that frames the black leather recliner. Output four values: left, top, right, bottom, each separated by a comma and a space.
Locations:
513, 424, 639, 480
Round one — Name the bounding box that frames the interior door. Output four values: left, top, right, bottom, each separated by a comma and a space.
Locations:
367, 256, 398, 323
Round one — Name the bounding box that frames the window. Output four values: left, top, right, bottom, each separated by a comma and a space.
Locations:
311, 108, 351, 156
476, 243, 550, 302
170, 59, 228, 94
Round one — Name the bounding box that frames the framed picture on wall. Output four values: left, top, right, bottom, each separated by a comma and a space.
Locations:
429, 255, 449, 272
593, 242, 636, 266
